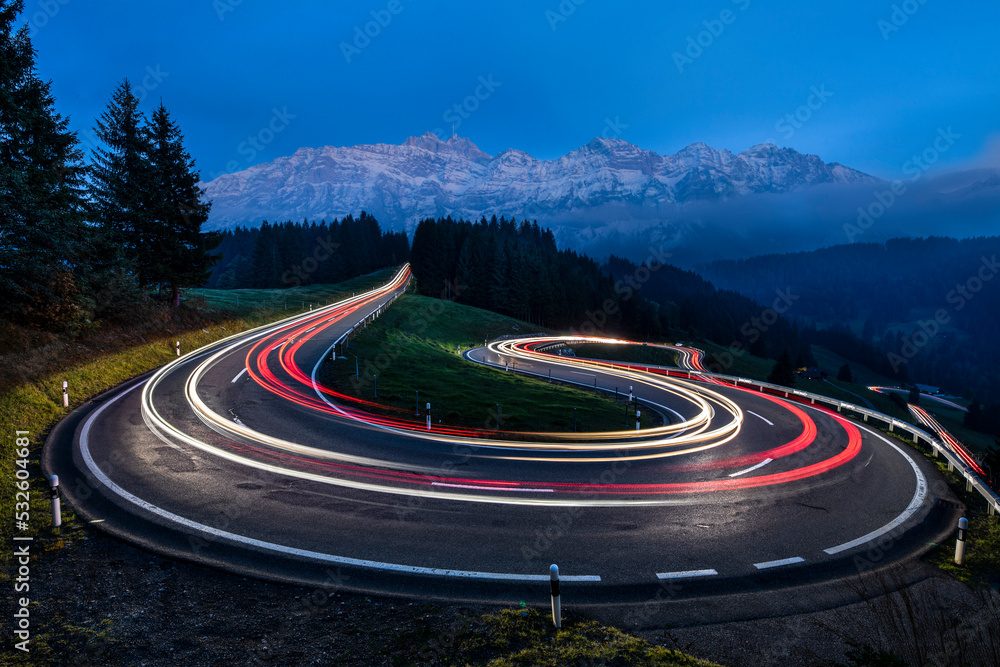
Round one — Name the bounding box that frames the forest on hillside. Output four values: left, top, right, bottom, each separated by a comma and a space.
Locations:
205, 213, 409, 289
408, 216, 814, 368
701, 237, 1000, 401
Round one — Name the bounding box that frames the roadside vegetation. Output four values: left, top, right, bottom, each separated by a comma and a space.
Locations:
0, 269, 397, 553
319, 292, 656, 434
392, 607, 720, 666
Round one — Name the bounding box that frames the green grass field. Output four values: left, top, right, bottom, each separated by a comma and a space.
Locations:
319, 294, 655, 433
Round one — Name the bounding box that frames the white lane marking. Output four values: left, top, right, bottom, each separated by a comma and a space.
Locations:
231, 368, 248, 383
431, 482, 554, 493
656, 569, 718, 579
569, 371, 595, 376
80, 384, 600, 582
754, 556, 804, 569
823, 426, 928, 555
728, 458, 774, 477
747, 411, 774, 426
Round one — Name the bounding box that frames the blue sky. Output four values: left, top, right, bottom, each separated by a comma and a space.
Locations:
26, 0, 1000, 181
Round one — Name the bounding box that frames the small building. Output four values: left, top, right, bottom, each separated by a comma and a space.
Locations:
797, 367, 823, 381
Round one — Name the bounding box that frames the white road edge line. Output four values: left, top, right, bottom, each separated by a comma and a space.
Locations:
656, 569, 718, 579
822, 425, 928, 555
754, 556, 804, 569
728, 458, 773, 477
231, 368, 248, 383
747, 410, 774, 426
81, 383, 601, 583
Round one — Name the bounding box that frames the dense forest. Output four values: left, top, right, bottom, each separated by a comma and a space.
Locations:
701, 237, 1000, 400
205, 213, 409, 289
409, 216, 664, 337
0, 1, 217, 329
408, 216, 813, 369
604, 255, 814, 370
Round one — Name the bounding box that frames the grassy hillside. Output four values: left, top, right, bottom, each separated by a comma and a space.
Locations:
0, 268, 400, 552
319, 294, 655, 433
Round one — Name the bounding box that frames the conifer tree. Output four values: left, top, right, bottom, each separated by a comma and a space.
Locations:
90, 79, 152, 276
767, 351, 796, 388
146, 102, 219, 304
0, 0, 88, 327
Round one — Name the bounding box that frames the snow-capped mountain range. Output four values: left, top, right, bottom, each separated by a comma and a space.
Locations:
200, 132, 878, 234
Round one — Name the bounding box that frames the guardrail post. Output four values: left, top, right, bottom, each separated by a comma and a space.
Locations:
948, 459, 954, 472
955, 517, 967, 565
966, 476, 974, 492
550, 564, 561, 628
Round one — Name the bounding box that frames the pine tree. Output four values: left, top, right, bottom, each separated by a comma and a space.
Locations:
837, 364, 854, 382
0, 0, 88, 327
146, 102, 219, 304
767, 351, 796, 388
90, 79, 152, 278
908, 386, 921, 405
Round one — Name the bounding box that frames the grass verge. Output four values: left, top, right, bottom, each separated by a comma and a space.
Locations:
393, 607, 719, 666
319, 294, 655, 434
0, 268, 400, 561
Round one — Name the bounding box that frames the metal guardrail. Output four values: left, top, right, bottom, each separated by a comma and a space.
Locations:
558, 354, 1000, 516
687, 369, 1000, 515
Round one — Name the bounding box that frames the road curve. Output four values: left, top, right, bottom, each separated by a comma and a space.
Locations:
43, 267, 960, 624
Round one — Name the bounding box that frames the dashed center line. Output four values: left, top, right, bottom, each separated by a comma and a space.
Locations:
729, 458, 773, 477
231, 368, 248, 383
656, 569, 718, 579
754, 556, 804, 569
747, 410, 774, 426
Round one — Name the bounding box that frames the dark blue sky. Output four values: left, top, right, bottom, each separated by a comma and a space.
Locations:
26, 0, 1000, 180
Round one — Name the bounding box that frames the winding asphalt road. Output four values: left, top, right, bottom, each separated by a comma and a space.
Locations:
43, 266, 961, 626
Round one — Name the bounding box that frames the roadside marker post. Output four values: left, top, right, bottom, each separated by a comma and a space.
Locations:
49, 475, 61, 529
62, 381, 68, 408
175, 341, 180, 356
426, 403, 432, 431
550, 564, 561, 628
955, 517, 968, 565
636, 409, 641, 431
